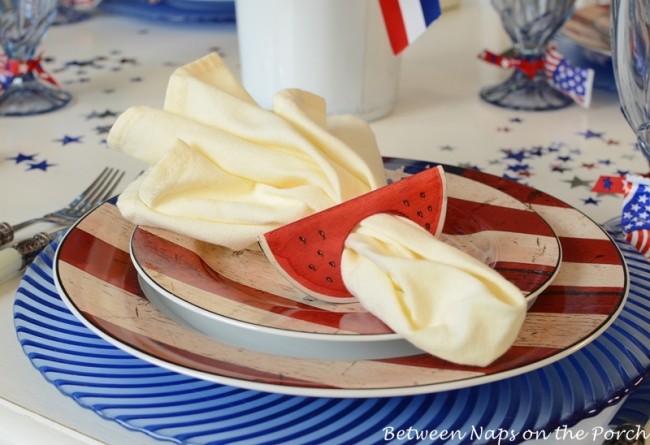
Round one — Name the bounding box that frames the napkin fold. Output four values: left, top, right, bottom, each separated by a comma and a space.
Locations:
109, 53, 526, 366
109, 53, 387, 251
342, 214, 525, 366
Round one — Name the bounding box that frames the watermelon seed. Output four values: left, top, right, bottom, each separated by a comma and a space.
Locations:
328, 261, 336, 267
317, 249, 324, 257
417, 211, 424, 218
299, 236, 307, 244
420, 192, 426, 198
318, 230, 326, 239
326, 277, 333, 283
308, 264, 316, 271
427, 205, 433, 212
425, 223, 431, 230
403, 199, 410, 206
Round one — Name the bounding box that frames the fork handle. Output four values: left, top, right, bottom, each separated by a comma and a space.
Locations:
0, 232, 54, 283
0, 222, 14, 246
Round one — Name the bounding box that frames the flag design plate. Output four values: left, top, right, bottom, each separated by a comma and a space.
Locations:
15, 227, 649, 444
129, 166, 561, 360
47, 160, 627, 398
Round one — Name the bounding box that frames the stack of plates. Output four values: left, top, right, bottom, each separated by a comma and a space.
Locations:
14, 158, 649, 444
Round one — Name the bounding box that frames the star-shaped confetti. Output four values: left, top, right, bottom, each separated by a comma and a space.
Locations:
551, 164, 571, 173
86, 109, 119, 119
507, 164, 530, 172
504, 150, 527, 162
582, 197, 600, 205
563, 176, 592, 188
60, 59, 102, 69
94, 125, 112, 135
27, 160, 56, 171
578, 129, 604, 139
528, 146, 545, 157
55, 135, 83, 145
7, 153, 37, 163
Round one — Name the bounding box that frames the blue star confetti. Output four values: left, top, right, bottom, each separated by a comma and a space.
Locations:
578, 129, 604, 139
7, 153, 37, 163
26, 160, 56, 171
55, 135, 83, 145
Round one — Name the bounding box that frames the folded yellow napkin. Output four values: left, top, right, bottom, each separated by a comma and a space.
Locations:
109, 53, 526, 366
108, 53, 387, 251
343, 214, 525, 366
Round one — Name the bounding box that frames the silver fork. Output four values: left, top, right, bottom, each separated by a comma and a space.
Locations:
0, 167, 125, 246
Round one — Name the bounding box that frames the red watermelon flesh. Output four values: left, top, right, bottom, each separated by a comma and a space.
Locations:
258, 165, 447, 303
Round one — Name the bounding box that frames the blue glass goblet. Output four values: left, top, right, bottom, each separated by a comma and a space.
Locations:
480, 0, 576, 111
0, 0, 72, 116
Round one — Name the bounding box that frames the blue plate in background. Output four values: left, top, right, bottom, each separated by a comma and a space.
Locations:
100, 0, 235, 23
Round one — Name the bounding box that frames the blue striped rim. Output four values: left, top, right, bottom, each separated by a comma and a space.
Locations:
13, 230, 650, 444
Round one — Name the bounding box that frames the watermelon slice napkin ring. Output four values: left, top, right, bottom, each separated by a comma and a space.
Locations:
258, 165, 447, 303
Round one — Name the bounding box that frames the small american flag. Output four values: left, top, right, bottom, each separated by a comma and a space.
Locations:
545, 46, 594, 108
379, 0, 441, 55
622, 175, 650, 257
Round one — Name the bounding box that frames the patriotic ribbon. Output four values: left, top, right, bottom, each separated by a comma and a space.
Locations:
478, 46, 594, 108
592, 175, 626, 194
622, 174, 650, 258
0, 54, 60, 90
379, 0, 441, 55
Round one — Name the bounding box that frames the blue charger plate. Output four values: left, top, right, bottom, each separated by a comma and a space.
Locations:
13, 223, 650, 444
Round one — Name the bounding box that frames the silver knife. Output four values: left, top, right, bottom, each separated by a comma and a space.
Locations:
0, 228, 67, 283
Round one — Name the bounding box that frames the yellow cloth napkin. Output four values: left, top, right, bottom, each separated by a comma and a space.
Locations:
108, 53, 387, 251
109, 53, 526, 366
342, 214, 525, 366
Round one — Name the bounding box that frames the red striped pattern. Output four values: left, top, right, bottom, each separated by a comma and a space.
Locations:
132, 228, 393, 334
54, 162, 628, 393
131, 174, 561, 336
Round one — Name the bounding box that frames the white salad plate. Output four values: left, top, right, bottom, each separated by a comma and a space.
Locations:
130, 164, 562, 360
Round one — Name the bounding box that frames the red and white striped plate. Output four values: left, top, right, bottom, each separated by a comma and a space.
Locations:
53, 162, 628, 397
128, 166, 563, 359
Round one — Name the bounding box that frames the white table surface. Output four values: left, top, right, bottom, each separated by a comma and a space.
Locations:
0, 1, 647, 444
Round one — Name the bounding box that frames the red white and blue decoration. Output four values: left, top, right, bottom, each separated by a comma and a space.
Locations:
379, 0, 441, 55
478, 45, 594, 108
622, 174, 650, 257
544, 46, 594, 108
0, 54, 60, 90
